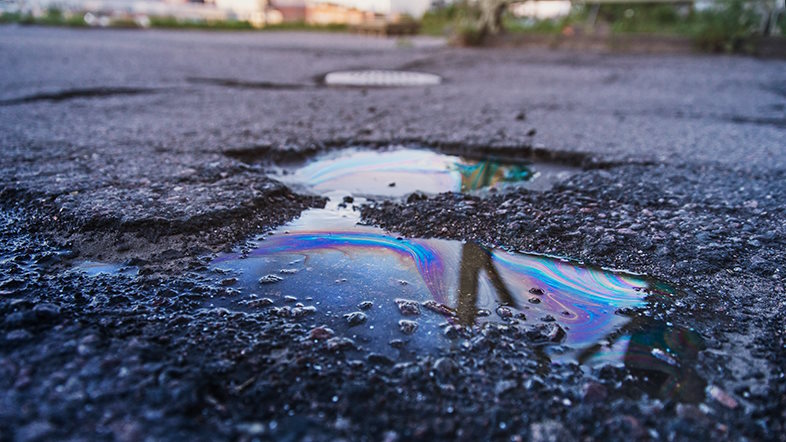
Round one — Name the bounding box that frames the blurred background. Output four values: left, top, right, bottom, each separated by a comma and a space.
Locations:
1, 0, 784, 54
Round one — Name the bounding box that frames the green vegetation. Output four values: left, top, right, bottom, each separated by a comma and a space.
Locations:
1, 7, 87, 27
590, 0, 774, 53
421, 1, 581, 42
594, 3, 697, 34
587, 0, 763, 52
421, 1, 583, 44
261, 21, 348, 32
421, 1, 508, 44
0, 11, 22, 24
147, 16, 255, 30
501, 11, 583, 35
420, 4, 463, 36
423, 0, 782, 53
2, 1, 782, 54
691, 1, 764, 52
0, 9, 349, 32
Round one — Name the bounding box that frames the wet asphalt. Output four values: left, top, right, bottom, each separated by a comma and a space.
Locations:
0, 26, 785, 441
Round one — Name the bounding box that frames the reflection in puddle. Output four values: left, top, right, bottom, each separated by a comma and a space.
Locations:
273, 148, 575, 197
210, 146, 703, 401
212, 205, 703, 388
74, 261, 138, 277
580, 320, 707, 402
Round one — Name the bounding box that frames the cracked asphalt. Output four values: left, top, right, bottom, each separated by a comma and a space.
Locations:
0, 26, 785, 441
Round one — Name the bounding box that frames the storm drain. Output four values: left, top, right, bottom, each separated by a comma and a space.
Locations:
323, 70, 441, 87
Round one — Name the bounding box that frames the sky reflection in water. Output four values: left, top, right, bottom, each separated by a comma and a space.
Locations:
274, 148, 573, 197
213, 147, 705, 401
217, 228, 651, 349
213, 206, 704, 400
74, 260, 138, 277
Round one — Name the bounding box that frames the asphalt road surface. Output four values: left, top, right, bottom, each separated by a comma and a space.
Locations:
0, 26, 784, 441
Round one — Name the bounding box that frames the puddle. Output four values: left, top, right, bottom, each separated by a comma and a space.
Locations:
580, 320, 707, 402
323, 70, 441, 87
211, 203, 703, 385
74, 260, 138, 277
207, 145, 704, 397
271, 147, 576, 197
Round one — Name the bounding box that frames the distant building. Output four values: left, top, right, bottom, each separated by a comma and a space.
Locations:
271, 0, 306, 22
208, 0, 290, 25
305, 1, 378, 25
510, 0, 571, 19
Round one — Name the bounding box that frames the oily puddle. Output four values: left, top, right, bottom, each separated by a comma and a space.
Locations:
73, 260, 138, 277
211, 204, 705, 400
209, 145, 705, 400
269, 147, 578, 197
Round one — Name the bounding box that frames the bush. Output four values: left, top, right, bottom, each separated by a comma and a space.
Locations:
693, 0, 761, 52
0, 12, 23, 24
148, 16, 254, 30
420, 3, 467, 36
502, 14, 574, 35
263, 21, 348, 32
455, 24, 486, 45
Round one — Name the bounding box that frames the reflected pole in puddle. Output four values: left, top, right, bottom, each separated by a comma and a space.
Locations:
206, 144, 709, 398
212, 213, 705, 394
456, 242, 517, 325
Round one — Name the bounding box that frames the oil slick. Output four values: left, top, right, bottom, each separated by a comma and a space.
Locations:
272, 148, 575, 197
74, 260, 138, 277
211, 145, 705, 402
212, 205, 703, 386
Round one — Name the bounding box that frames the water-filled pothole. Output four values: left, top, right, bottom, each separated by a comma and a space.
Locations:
74, 261, 138, 277
211, 201, 705, 399
67, 141, 700, 397
270, 147, 577, 197
208, 146, 703, 382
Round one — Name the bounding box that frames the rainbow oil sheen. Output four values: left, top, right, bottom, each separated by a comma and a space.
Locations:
212, 202, 703, 383
272, 147, 576, 197
207, 146, 705, 401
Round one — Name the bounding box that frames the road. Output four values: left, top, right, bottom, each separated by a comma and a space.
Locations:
0, 26, 784, 440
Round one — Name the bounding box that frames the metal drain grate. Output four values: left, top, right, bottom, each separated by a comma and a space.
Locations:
324, 70, 441, 87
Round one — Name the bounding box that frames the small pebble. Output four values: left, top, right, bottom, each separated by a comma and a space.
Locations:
343, 311, 367, 327
259, 274, 283, 284
398, 319, 418, 335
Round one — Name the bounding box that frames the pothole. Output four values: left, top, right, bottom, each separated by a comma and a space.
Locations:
73, 260, 138, 277
0, 87, 156, 106
269, 147, 577, 197
206, 144, 705, 401
67, 141, 703, 400
211, 201, 705, 400
323, 70, 441, 87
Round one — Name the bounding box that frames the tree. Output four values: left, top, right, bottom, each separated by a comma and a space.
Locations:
476, 0, 508, 36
